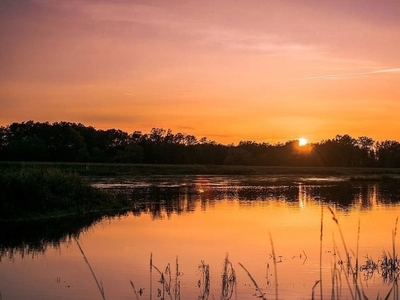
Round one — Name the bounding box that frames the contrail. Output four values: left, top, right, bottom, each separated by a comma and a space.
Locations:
292, 67, 400, 81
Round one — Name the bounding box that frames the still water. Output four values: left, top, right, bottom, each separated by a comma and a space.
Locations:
1, 175, 400, 299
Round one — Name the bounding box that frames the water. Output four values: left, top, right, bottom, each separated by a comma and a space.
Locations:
1, 175, 400, 299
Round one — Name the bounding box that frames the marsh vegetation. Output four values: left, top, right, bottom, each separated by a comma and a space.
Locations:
0, 168, 131, 221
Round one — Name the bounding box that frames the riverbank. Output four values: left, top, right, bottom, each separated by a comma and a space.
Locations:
0, 168, 130, 222
2, 161, 400, 177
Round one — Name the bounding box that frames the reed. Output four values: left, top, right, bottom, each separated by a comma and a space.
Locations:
221, 254, 236, 300
238, 262, 266, 300
175, 256, 181, 300
66, 247, 400, 300
75, 238, 106, 300
327, 207, 399, 300
269, 231, 278, 300
311, 280, 320, 300
130, 280, 140, 300
319, 205, 324, 300
328, 206, 361, 300
150, 253, 153, 300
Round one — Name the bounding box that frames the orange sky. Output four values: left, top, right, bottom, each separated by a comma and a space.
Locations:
1, 0, 400, 144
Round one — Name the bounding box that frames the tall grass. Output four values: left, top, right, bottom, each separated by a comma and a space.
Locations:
0, 168, 129, 221
221, 255, 236, 300
238, 262, 266, 300
328, 206, 398, 300
75, 238, 106, 300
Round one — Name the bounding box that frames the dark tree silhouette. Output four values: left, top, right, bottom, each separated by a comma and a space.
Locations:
1, 120, 400, 168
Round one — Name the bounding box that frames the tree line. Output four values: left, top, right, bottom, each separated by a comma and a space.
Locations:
1, 121, 400, 167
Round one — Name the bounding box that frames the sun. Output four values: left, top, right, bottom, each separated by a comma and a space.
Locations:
298, 137, 308, 146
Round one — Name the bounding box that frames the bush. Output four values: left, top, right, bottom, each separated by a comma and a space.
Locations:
0, 168, 125, 221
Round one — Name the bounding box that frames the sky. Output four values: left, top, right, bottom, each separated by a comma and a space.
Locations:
1, 0, 400, 144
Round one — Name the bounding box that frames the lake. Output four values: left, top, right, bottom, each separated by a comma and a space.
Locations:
1, 175, 400, 299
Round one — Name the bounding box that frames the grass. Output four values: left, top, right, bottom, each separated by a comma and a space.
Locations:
2, 161, 400, 177
349, 175, 400, 182
0, 168, 131, 221
327, 207, 397, 300
75, 238, 106, 300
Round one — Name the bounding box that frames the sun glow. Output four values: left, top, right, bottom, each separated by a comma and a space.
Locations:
298, 138, 308, 146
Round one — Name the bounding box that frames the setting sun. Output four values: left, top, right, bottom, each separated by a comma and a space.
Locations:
298, 138, 308, 146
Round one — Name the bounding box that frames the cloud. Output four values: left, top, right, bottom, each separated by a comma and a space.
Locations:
292, 68, 400, 81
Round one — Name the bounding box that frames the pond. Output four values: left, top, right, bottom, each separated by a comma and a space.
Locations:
1, 175, 400, 299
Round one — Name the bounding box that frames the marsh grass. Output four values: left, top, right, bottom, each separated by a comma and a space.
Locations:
0, 168, 130, 221
146, 254, 181, 300
357, 219, 399, 299
221, 255, 236, 300
349, 175, 400, 182
198, 261, 210, 300
71, 240, 400, 300
3, 161, 400, 177
75, 238, 106, 300
238, 262, 266, 300
319, 206, 324, 300
328, 206, 399, 300
129, 280, 140, 300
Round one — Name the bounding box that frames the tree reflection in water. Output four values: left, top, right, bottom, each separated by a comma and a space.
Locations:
2, 180, 400, 268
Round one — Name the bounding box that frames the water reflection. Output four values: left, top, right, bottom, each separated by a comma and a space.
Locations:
0, 212, 128, 260
2, 180, 400, 256
2, 178, 400, 299
116, 181, 400, 220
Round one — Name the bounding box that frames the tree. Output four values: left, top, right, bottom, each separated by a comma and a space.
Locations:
115, 143, 144, 163
224, 148, 252, 165
357, 136, 375, 166
376, 140, 400, 167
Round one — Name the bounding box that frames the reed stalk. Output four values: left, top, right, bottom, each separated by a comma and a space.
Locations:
311, 280, 320, 300
392, 217, 398, 300
355, 218, 367, 298
238, 262, 266, 300
221, 254, 236, 300
75, 238, 106, 300
328, 206, 362, 300
152, 263, 165, 299
150, 253, 153, 300
198, 260, 210, 300
175, 256, 180, 300
320, 205, 324, 300
269, 231, 278, 300
130, 280, 140, 300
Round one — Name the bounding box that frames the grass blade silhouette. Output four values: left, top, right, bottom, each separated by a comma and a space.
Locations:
320, 206, 323, 300
75, 238, 106, 300
269, 231, 278, 300
130, 280, 140, 300
238, 262, 266, 300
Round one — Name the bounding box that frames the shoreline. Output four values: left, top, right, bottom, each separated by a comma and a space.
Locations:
2, 161, 400, 177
